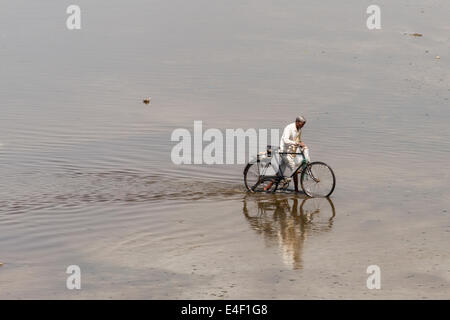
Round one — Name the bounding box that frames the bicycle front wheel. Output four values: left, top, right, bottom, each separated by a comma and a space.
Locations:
300, 161, 336, 197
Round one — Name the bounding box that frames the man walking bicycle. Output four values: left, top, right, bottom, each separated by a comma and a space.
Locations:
265, 116, 310, 192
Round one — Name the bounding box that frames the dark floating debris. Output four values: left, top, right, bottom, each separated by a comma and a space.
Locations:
143, 97, 152, 105
408, 33, 423, 37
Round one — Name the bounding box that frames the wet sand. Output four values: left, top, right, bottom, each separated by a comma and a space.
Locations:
0, 0, 449, 299
0, 191, 448, 299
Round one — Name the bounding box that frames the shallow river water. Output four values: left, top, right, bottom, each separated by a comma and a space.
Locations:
0, 0, 449, 298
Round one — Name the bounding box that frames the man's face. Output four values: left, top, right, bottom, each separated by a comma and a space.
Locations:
296, 120, 305, 129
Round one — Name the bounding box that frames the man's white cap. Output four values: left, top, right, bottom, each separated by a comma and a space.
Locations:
296, 116, 306, 123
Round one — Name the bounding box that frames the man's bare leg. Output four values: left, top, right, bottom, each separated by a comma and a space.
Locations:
264, 180, 274, 191
293, 173, 299, 192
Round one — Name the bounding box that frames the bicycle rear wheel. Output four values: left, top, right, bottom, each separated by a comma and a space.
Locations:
300, 161, 336, 197
252, 176, 278, 193
244, 163, 278, 193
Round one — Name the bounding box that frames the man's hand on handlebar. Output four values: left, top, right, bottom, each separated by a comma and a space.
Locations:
296, 142, 307, 149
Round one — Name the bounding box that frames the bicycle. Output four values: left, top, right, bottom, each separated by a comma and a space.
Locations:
243, 145, 336, 197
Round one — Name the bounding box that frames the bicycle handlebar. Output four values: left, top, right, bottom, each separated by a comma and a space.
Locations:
278, 152, 304, 155
257, 145, 306, 157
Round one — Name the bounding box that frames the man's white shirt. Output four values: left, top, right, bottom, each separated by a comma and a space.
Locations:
280, 122, 301, 152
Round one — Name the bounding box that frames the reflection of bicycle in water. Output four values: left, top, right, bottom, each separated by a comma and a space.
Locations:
243, 146, 336, 197
243, 195, 336, 225
242, 195, 336, 269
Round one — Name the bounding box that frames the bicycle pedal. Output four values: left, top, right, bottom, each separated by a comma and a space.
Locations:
279, 178, 291, 189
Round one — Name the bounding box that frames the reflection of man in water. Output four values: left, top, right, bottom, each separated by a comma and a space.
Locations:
243, 197, 306, 269
276, 198, 306, 269
265, 116, 310, 192
242, 196, 335, 270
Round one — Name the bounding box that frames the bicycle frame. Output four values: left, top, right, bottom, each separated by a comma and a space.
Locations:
279, 151, 309, 178
254, 148, 309, 182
